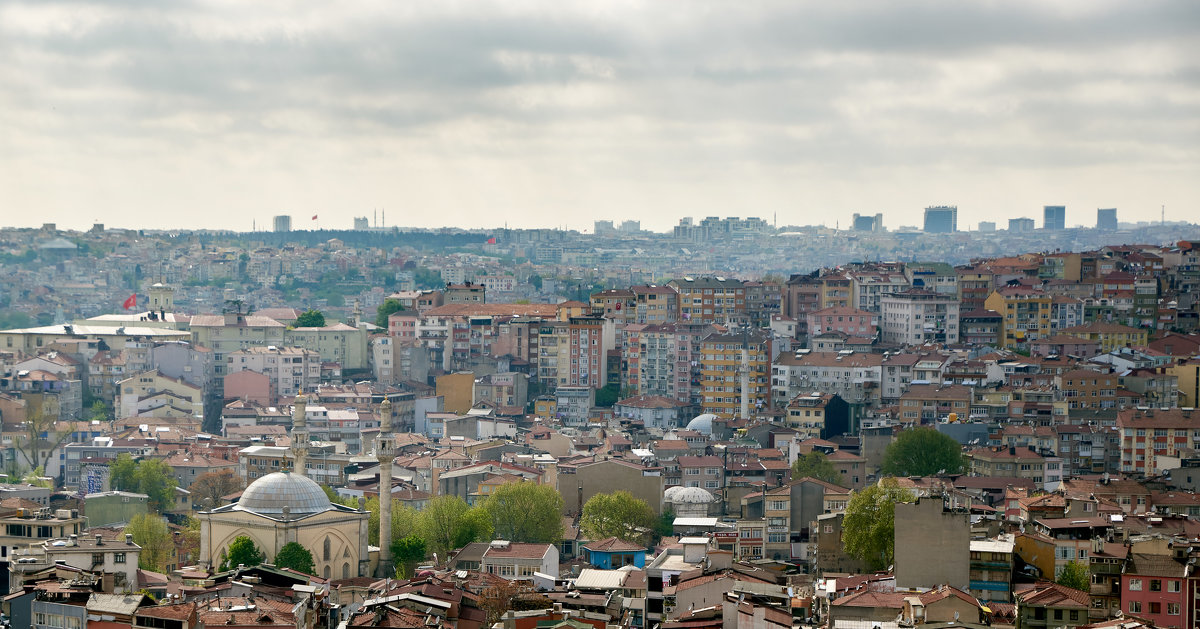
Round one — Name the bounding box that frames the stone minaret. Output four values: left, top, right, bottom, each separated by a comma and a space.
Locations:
291, 391, 309, 475
375, 397, 395, 577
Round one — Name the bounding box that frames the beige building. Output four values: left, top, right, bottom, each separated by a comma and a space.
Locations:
227, 346, 321, 400
893, 497, 969, 590
189, 313, 287, 396
117, 369, 203, 421
285, 322, 369, 370
558, 458, 665, 516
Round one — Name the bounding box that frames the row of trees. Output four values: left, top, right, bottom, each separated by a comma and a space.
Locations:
791, 427, 969, 485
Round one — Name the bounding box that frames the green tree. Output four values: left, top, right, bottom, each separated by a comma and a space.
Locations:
134, 459, 178, 513
392, 535, 427, 578
594, 383, 620, 407
222, 535, 264, 571
1056, 560, 1090, 592
127, 513, 173, 572
294, 309, 326, 328
842, 479, 916, 571
482, 482, 564, 544
880, 428, 967, 477
655, 508, 676, 540
417, 495, 492, 558
361, 496, 419, 548
791, 451, 843, 485
580, 491, 656, 543
109, 453, 139, 492
274, 542, 316, 575
88, 400, 112, 422
375, 298, 404, 328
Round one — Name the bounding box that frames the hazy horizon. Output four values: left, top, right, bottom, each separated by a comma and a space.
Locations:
2, 1, 1196, 232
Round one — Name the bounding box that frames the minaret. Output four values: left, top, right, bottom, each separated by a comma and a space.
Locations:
290, 391, 309, 476
375, 397, 395, 577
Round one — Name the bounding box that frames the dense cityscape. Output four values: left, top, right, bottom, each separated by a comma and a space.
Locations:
0, 208, 1198, 629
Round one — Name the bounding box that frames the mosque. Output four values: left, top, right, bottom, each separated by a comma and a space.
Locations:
197, 392, 372, 579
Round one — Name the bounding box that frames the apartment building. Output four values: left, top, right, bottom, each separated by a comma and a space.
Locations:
668, 277, 747, 325
697, 331, 770, 417
879, 290, 960, 345
984, 287, 1054, 349
226, 345, 320, 400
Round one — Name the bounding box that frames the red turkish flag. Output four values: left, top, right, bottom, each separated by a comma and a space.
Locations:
122, 294, 137, 310
312, 214, 318, 220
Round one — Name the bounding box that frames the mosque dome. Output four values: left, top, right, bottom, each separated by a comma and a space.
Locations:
670, 487, 716, 505
235, 471, 332, 516
663, 486, 685, 502
685, 413, 719, 435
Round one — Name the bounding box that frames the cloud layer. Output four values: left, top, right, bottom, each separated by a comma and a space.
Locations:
1, 1, 1196, 231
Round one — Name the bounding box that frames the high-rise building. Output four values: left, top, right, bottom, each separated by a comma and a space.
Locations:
977, 221, 996, 232
353, 217, 369, 230
1043, 205, 1066, 230
852, 213, 884, 231
923, 206, 957, 233
1097, 208, 1118, 230
1008, 218, 1035, 232
273, 215, 292, 232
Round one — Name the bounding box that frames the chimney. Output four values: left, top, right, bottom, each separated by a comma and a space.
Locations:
68, 534, 77, 547
95, 535, 103, 546
126, 534, 133, 545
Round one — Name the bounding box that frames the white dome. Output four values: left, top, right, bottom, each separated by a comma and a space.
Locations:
685, 413, 719, 435
670, 487, 715, 504
664, 486, 685, 502
235, 471, 332, 516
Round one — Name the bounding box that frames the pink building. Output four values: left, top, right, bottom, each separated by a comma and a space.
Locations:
222, 369, 276, 406
388, 311, 419, 339
805, 307, 878, 339
1122, 553, 1187, 628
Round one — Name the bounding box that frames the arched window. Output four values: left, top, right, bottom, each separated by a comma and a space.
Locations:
323, 565, 330, 579
323, 537, 331, 561
342, 562, 350, 579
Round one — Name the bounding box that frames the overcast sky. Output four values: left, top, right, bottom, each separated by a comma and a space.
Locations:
1, 1, 1196, 232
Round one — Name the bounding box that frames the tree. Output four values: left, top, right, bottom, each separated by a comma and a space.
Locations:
842, 479, 916, 571
127, 514, 173, 572
362, 496, 419, 549
392, 535, 427, 578
274, 542, 316, 575
482, 482, 564, 544
580, 491, 656, 543
417, 495, 492, 559
791, 451, 843, 485
134, 459, 178, 513
109, 453, 139, 492
594, 383, 620, 408
880, 428, 967, 478
294, 309, 326, 328
222, 535, 264, 571
14, 399, 75, 475
375, 298, 404, 328
190, 469, 244, 511
1057, 560, 1090, 592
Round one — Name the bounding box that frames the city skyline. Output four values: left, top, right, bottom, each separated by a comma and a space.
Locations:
1, 2, 1196, 232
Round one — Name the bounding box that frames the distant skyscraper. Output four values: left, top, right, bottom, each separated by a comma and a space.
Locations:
852, 213, 884, 231
1096, 208, 1118, 230
353, 217, 369, 230
273, 215, 292, 232
1009, 218, 1035, 232
923, 206, 958, 233
1043, 205, 1066, 230
594, 220, 615, 235
619, 220, 641, 233
977, 221, 996, 232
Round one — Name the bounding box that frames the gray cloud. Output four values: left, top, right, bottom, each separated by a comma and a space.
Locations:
0, 1, 1196, 231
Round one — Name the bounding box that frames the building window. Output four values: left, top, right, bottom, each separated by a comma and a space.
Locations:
1168, 602, 1180, 615
1150, 579, 1161, 592
114, 553, 126, 564
1127, 578, 1141, 591
1128, 601, 1141, 613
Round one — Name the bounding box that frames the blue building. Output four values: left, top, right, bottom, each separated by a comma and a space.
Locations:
582, 537, 646, 569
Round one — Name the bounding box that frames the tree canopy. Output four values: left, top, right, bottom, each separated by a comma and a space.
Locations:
1056, 560, 1090, 592
417, 495, 492, 559
359, 496, 420, 549
880, 428, 967, 477
110, 454, 178, 512
392, 535, 428, 578
842, 479, 916, 571
127, 514, 173, 572
483, 482, 564, 544
375, 298, 405, 328
791, 451, 843, 485
190, 469, 244, 511
221, 535, 264, 571
274, 542, 316, 575
580, 491, 656, 544
294, 309, 326, 328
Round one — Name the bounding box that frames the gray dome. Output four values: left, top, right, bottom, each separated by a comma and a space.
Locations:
685, 413, 718, 435
670, 487, 715, 504
236, 471, 332, 516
